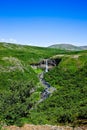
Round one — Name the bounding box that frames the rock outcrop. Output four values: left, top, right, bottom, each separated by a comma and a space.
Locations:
30, 58, 61, 71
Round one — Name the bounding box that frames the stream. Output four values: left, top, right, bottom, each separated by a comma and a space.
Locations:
38, 59, 56, 103
31, 59, 56, 104
39, 73, 56, 102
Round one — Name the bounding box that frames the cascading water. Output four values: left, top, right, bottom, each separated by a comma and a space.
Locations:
45, 59, 48, 72
37, 59, 56, 103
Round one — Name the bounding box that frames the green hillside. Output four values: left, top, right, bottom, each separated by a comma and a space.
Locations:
0, 42, 67, 64
29, 54, 87, 125
0, 42, 87, 126
0, 42, 66, 91
0, 42, 66, 126
49, 43, 85, 51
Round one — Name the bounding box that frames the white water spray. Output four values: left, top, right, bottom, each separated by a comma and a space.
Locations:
45, 59, 48, 72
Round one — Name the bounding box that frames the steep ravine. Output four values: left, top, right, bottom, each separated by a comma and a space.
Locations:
2, 57, 87, 130
37, 72, 56, 103
36, 58, 58, 103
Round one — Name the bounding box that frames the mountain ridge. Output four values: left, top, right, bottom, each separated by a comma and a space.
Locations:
49, 43, 87, 50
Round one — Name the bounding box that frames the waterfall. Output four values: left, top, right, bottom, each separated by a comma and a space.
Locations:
45, 59, 48, 72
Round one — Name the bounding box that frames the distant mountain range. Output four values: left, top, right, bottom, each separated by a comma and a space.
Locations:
79, 46, 87, 50
49, 44, 87, 51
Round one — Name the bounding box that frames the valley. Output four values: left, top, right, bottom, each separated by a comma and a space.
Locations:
0, 42, 87, 129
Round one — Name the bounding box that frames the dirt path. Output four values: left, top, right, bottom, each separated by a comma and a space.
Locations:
4, 124, 87, 130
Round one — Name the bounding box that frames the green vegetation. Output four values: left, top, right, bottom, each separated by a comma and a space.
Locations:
30, 54, 87, 125
0, 42, 65, 91
28, 54, 87, 126
0, 42, 67, 63
0, 42, 66, 126
0, 82, 34, 125
33, 68, 43, 74
0, 42, 87, 126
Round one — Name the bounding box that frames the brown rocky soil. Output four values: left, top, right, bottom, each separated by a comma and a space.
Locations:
3, 124, 87, 130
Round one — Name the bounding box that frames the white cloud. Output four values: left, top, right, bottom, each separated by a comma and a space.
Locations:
0, 38, 18, 44
9, 38, 17, 43
0, 38, 5, 42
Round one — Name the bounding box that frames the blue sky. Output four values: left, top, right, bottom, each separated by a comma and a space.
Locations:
0, 0, 87, 46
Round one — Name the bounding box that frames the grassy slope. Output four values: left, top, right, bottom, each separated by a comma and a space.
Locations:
0, 42, 87, 126
0, 42, 67, 125
0, 42, 66, 91
0, 42, 66, 104
0, 42, 67, 63
29, 53, 87, 125
0, 43, 38, 92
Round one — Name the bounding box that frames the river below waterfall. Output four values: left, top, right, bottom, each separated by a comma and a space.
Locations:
38, 71, 56, 103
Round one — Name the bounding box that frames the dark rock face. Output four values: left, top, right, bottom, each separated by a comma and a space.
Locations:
30, 58, 61, 71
